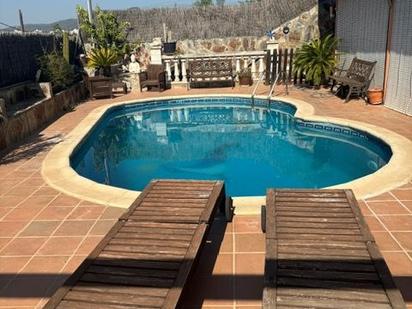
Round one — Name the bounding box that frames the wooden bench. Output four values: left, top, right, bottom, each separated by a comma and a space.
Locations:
45, 180, 230, 309
188, 59, 235, 89
261, 189, 406, 309
329, 57, 376, 102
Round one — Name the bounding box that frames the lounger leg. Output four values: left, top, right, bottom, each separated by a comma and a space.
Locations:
345, 87, 353, 102
330, 80, 336, 92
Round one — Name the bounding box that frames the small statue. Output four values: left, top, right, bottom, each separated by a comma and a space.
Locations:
129, 53, 141, 73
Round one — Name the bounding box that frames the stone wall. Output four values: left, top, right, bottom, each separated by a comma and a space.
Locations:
175, 5, 319, 55
115, 0, 317, 42
0, 82, 88, 151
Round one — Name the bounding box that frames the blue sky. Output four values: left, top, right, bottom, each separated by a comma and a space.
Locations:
0, 0, 238, 28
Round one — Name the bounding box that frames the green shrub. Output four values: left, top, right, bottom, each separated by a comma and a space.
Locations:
39, 52, 75, 93
87, 47, 119, 76
293, 34, 339, 86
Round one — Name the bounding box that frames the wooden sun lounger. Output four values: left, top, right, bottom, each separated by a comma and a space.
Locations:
45, 180, 228, 309
261, 189, 406, 309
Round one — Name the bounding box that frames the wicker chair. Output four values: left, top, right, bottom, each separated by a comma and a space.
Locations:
139, 65, 167, 92
329, 57, 376, 102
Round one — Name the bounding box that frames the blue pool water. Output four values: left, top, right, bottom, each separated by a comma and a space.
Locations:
71, 97, 392, 196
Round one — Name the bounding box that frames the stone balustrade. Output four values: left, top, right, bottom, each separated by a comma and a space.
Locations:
162, 51, 267, 85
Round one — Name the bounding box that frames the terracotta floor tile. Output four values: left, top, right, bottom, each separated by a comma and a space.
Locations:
17, 196, 55, 209
382, 252, 412, 276
99, 206, 125, 219
0, 221, 27, 237
0, 256, 30, 273
235, 233, 265, 253
181, 276, 234, 307
0, 195, 27, 208
0, 208, 13, 220
61, 255, 86, 274
394, 276, 412, 305
379, 215, 412, 231
35, 206, 73, 220
32, 186, 59, 196
49, 195, 81, 207
402, 201, 412, 212
53, 220, 95, 236
37, 237, 83, 256
20, 178, 45, 187
234, 276, 263, 306
392, 189, 412, 201
20, 221, 60, 237
366, 192, 396, 201
67, 206, 105, 220
235, 253, 264, 275
5, 185, 38, 196
75, 236, 103, 255
3, 207, 42, 221
372, 231, 402, 251
202, 226, 233, 254
209, 217, 233, 235
367, 201, 410, 215
0, 238, 11, 252
364, 216, 386, 231
88, 220, 116, 236
196, 252, 233, 277
21, 256, 69, 274
234, 215, 261, 233
0, 276, 52, 307
0, 238, 47, 256
392, 232, 412, 251
358, 200, 372, 216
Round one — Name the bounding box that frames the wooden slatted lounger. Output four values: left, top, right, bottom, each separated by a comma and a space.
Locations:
44, 179, 229, 309
261, 189, 406, 309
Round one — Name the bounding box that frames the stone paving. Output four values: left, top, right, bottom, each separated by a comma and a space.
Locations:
0, 85, 411, 308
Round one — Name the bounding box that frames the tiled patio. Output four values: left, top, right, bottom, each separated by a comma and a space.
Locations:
0, 85, 411, 308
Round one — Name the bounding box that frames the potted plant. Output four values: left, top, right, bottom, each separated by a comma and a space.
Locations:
87, 47, 119, 77
238, 68, 253, 86
293, 34, 339, 87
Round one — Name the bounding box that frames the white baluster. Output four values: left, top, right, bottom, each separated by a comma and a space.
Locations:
251, 57, 257, 80
243, 57, 249, 70
181, 59, 187, 82
174, 59, 180, 82
236, 57, 241, 73
165, 60, 172, 82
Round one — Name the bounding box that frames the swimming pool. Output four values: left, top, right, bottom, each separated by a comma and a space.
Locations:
70, 97, 392, 197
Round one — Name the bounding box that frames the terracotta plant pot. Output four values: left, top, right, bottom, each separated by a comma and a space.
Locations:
239, 76, 252, 86
367, 88, 384, 105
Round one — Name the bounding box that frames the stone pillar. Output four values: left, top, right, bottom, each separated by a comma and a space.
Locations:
149, 37, 163, 65
266, 40, 279, 55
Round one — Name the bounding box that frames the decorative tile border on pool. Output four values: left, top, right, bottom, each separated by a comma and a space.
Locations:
41, 94, 412, 214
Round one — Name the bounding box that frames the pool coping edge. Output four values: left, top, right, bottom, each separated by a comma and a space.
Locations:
41, 94, 412, 214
